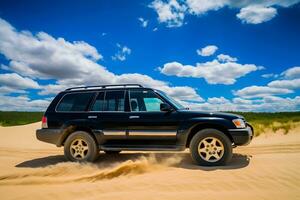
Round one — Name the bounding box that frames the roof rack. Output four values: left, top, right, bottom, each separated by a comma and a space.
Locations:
65, 84, 144, 91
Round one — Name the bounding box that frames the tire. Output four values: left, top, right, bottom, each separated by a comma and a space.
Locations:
64, 131, 99, 162
189, 128, 232, 166
104, 150, 121, 154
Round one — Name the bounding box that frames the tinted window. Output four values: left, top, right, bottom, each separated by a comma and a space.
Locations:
91, 92, 105, 111
129, 90, 164, 112
57, 92, 95, 112
103, 91, 125, 111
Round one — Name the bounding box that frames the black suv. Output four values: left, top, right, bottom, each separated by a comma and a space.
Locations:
36, 84, 253, 166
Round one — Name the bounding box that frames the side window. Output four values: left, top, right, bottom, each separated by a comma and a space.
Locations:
57, 92, 95, 112
103, 91, 125, 111
91, 92, 105, 111
129, 90, 164, 112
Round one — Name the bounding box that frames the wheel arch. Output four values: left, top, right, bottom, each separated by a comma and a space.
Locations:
185, 123, 233, 148
58, 125, 97, 147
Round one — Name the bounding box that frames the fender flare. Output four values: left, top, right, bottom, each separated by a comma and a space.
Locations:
178, 117, 234, 147
57, 119, 97, 146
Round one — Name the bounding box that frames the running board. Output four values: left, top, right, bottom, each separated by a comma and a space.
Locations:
99, 145, 184, 151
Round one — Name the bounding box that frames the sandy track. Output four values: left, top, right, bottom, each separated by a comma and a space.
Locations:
0, 123, 299, 200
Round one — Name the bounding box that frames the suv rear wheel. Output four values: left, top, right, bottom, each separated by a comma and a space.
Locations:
64, 131, 99, 162
189, 128, 232, 166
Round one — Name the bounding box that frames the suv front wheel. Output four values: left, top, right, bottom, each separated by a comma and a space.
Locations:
189, 129, 232, 166
64, 131, 99, 162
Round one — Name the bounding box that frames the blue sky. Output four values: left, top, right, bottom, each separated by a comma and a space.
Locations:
0, 0, 300, 111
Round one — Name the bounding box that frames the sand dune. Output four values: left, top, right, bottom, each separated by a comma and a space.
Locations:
0, 123, 300, 200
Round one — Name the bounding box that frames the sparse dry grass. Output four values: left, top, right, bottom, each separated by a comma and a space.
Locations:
251, 121, 298, 136
0, 111, 43, 126
231, 112, 300, 136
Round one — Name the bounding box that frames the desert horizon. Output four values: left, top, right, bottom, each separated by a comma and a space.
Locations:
0, 120, 299, 200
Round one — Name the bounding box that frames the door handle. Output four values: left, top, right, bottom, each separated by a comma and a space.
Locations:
88, 115, 97, 119
129, 116, 140, 119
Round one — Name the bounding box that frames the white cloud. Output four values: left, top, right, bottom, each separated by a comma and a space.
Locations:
0, 95, 50, 111
237, 6, 277, 24
138, 17, 149, 28
197, 45, 218, 56
228, 0, 300, 8
186, 0, 227, 15
261, 73, 279, 78
39, 73, 203, 102
235, 66, 300, 102
0, 86, 26, 94
112, 43, 131, 61
0, 17, 203, 107
0, 18, 104, 80
217, 54, 237, 62
149, 0, 300, 27
281, 66, 300, 79
163, 86, 204, 102
0, 73, 40, 90
37, 84, 68, 96
257, 96, 300, 111
159, 59, 260, 84
37, 74, 203, 102
115, 73, 204, 102
232, 97, 253, 105
268, 78, 300, 90
149, 0, 186, 27
0, 73, 40, 95
183, 95, 300, 112
207, 96, 230, 104
233, 85, 293, 98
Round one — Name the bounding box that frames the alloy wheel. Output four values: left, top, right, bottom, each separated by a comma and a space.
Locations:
70, 138, 89, 160
198, 137, 224, 162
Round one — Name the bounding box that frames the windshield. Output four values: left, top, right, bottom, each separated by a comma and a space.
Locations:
155, 90, 185, 110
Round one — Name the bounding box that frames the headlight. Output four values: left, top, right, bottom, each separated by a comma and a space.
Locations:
232, 118, 246, 128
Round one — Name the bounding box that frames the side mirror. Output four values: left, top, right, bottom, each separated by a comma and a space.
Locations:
160, 103, 172, 112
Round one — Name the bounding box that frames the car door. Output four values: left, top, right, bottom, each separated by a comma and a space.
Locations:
126, 89, 180, 146
88, 90, 129, 145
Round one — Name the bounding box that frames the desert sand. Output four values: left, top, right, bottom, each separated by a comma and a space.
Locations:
0, 122, 299, 200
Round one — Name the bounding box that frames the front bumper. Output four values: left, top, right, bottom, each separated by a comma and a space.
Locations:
36, 128, 62, 146
228, 125, 253, 146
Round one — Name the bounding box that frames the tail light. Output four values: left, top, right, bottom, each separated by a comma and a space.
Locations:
42, 116, 48, 128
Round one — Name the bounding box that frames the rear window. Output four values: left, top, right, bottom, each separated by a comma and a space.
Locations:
56, 92, 95, 112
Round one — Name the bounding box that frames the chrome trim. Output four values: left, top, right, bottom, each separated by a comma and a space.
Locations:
88, 115, 97, 119
103, 130, 126, 136
129, 115, 140, 119
129, 130, 177, 136
228, 127, 251, 131
66, 84, 143, 91
99, 146, 184, 151
88, 111, 130, 113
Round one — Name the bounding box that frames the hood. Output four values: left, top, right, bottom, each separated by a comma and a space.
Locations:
177, 110, 243, 120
